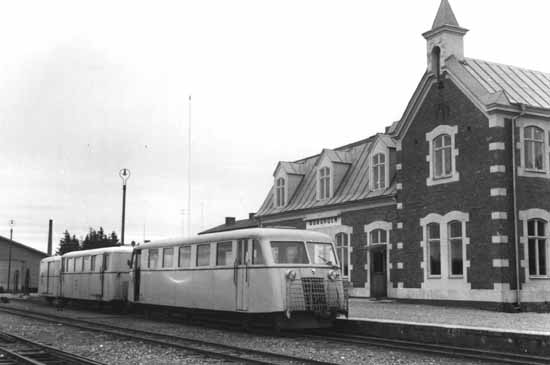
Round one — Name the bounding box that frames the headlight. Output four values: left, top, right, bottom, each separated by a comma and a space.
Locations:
328, 270, 340, 281
286, 270, 297, 281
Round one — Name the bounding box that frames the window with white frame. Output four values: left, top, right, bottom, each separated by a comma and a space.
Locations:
372, 153, 386, 190
335, 232, 350, 279
318, 167, 331, 200
275, 177, 286, 207
524, 126, 545, 171
426, 125, 459, 186
527, 219, 547, 276
421, 212, 468, 280
433, 134, 452, 178
370, 229, 387, 245
427, 223, 441, 276
448, 221, 463, 276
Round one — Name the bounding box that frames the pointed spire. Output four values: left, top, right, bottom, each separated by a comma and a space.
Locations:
432, 0, 460, 29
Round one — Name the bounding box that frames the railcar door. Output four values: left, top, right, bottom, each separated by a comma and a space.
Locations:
46, 262, 51, 293
133, 250, 141, 301
234, 239, 249, 311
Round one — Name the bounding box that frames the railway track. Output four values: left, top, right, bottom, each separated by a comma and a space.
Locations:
299, 329, 550, 365
0, 330, 105, 365
0, 306, 336, 365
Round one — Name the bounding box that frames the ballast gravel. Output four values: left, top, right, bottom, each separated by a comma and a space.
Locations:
0, 299, 498, 365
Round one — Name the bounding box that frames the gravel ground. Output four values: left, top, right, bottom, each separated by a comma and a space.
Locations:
0, 312, 226, 364
0, 299, 498, 365
348, 298, 550, 333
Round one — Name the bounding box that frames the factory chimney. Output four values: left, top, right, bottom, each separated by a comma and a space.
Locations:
47, 219, 53, 256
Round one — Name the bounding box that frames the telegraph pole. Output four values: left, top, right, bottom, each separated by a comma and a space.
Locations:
119, 169, 131, 245
7, 220, 14, 292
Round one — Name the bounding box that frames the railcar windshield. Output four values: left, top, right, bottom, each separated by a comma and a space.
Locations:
270, 241, 309, 264
306, 241, 337, 266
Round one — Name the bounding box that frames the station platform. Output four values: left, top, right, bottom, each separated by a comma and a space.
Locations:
342, 298, 550, 356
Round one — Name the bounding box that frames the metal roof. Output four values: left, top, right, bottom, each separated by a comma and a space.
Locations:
462, 58, 550, 110
256, 135, 396, 217
0, 236, 47, 257
199, 217, 259, 235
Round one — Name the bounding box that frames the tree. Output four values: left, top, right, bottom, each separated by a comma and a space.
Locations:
56, 230, 80, 255
81, 227, 120, 250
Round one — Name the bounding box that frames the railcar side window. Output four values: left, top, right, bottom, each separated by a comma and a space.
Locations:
148, 249, 159, 269
252, 240, 265, 265
179, 246, 191, 267
83, 256, 90, 272
306, 242, 337, 265
75, 257, 81, 272
91, 256, 96, 271
196, 244, 210, 266
216, 241, 233, 266
270, 241, 308, 264
104, 255, 109, 271
163, 248, 174, 268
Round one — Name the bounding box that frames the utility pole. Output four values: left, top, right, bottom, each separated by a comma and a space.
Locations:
188, 95, 192, 237
7, 220, 14, 292
119, 169, 131, 245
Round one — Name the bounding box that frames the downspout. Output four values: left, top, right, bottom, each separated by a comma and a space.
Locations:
511, 104, 526, 309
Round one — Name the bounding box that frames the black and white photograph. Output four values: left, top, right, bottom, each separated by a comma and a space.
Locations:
1, 0, 550, 364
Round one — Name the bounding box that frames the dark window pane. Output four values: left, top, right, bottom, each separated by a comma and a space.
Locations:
443, 134, 451, 146
435, 149, 443, 177
525, 141, 534, 169
449, 221, 462, 238
533, 127, 544, 140
538, 239, 546, 275
380, 230, 387, 243
270, 241, 308, 264
380, 165, 385, 188
163, 248, 173, 268
252, 240, 265, 265
444, 147, 452, 175
450, 239, 463, 275
434, 135, 442, 148
538, 220, 545, 236
535, 142, 544, 170
370, 230, 379, 244
429, 240, 441, 275
528, 220, 536, 236
428, 223, 440, 239
528, 239, 537, 275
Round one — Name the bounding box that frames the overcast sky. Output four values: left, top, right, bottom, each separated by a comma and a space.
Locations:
1, 0, 549, 253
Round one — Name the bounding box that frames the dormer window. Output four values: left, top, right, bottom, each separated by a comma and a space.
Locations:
275, 177, 286, 207
372, 153, 386, 190
318, 167, 331, 200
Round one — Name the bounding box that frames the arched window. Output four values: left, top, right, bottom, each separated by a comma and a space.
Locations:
427, 223, 441, 276
433, 134, 452, 178
318, 167, 331, 200
525, 126, 545, 171
448, 220, 463, 276
527, 219, 547, 276
335, 232, 350, 279
431, 46, 441, 78
372, 153, 386, 190
275, 178, 285, 207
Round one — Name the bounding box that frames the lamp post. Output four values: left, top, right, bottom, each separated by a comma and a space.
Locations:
119, 169, 130, 245
7, 220, 14, 292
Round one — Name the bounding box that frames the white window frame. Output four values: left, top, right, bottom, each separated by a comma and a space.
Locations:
524, 126, 545, 172
519, 209, 550, 280
372, 153, 386, 190
318, 166, 331, 200
420, 211, 469, 281
518, 119, 550, 178
426, 222, 442, 278
447, 220, 465, 278
335, 232, 351, 279
364, 221, 392, 247
426, 125, 459, 186
275, 177, 286, 207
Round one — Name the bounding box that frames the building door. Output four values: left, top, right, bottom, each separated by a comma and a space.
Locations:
370, 248, 387, 298
235, 239, 249, 311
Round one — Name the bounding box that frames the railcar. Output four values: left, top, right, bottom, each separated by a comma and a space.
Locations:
128, 228, 348, 328
60, 247, 133, 303
38, 255, 62, 301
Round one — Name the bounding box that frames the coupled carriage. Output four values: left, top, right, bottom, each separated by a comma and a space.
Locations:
38, 228, 348, 328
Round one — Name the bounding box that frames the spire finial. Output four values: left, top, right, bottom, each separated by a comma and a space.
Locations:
432, 0, 460, 30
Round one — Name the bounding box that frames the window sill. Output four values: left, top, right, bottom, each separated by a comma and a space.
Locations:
426, 172, 460, 187
528, 275, 550, 280
448, 275, 464, 279
518, 167, 550, 179
524, 168, 546, 174
427, 275, 441, 279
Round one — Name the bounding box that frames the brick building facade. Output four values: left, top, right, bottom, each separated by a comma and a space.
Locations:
255, 0, 550, 310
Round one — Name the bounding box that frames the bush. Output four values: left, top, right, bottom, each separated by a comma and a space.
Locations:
0, 286, 4, 293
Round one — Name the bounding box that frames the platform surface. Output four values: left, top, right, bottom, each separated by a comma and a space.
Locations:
348, 298, 550, 335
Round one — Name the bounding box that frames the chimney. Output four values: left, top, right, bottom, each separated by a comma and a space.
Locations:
225, 217, 236, 225
47, 219, 53, 256
248, 213, 255, 220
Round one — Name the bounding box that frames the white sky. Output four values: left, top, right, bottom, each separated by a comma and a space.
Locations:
1, 0, 549, 253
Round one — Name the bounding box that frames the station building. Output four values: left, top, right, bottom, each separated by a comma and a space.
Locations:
0, 236, 47, 292
255, 0, 550, 310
